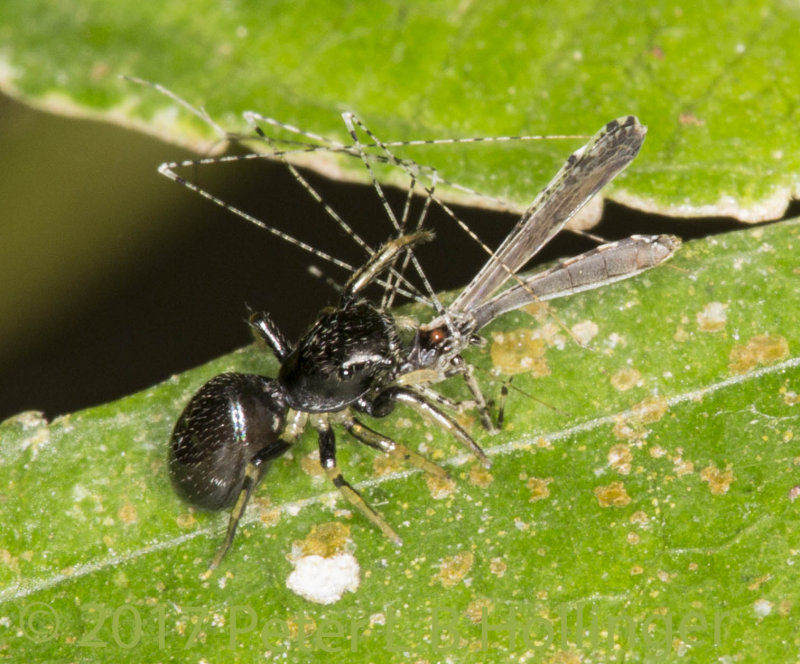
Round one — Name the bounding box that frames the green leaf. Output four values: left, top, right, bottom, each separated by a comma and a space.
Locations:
2, 2, 798, 661
2, 220, 799, 662
0, 0, 798, 221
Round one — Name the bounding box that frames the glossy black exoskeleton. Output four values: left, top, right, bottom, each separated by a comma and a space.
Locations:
166, 113, 679, 574
170, 372, 289, 510
277, 300, 401, 413
170, 231, 489, 572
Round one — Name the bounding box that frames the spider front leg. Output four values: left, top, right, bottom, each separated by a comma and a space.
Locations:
317, 423, 402, 545
344, 417, 449, 480
248, 309, 292, 361
405, 360, 498, 434
364, 386, 490, 468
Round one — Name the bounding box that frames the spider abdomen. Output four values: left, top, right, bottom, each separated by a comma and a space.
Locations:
169, 372, 289, 510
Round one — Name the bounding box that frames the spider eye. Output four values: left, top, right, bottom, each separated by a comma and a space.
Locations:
339, 361, 366, 379
429, 327, 447, 345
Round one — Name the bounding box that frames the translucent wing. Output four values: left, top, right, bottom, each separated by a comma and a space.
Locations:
448, 116, 647, 315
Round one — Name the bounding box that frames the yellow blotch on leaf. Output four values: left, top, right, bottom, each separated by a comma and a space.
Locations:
595, 481, 632, 508
611, 368, 641, 391
696, 301, 727, 332
295, 522, 351, 557
729, 335, 789, 374
700, 464, 734, 495
490, 329, 550, 376
431, 552, 474, 588
527, 477, 553, 501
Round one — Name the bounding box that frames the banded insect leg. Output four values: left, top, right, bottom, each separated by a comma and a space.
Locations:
317, 424, 402, 545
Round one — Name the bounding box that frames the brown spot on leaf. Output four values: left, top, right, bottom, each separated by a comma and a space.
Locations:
372, 454, 403, 477
613, 418, 642, 441
595, 481, 632, 507
259, 507, 281, 527
431, 552, 474, 588
300, 450, 325, 477
522, 300, 551, 321
613, 395, 669, 441
780, 387, 800, 406
679, 112, 705, 126
117, 501, 137, 525
608, 444, 633, 475
633, 395, 669, 424
176, 513, 196, 529
295, 522, 351, 557
700, 464, 734, 495
490, 329, 550, 376
673, 325, 690, 342
527, 477, 553, 501
546, 652, 582, 664
571, 320, 599, 345
696, 302, 727, 332
465, 598, 494, 623
611, 368, 641, 391
629, 510, 648, 525
729, 335, 789, 374
489, 557, 507, 577
673, 457, 694, 477
468, 465, 494, 488
426, 474, 457, 499
0, 549, 19, 575
628, 510, 650, 526
747, 574, 771, 591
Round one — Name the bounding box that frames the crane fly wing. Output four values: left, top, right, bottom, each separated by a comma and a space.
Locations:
448, 116, 647, 315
